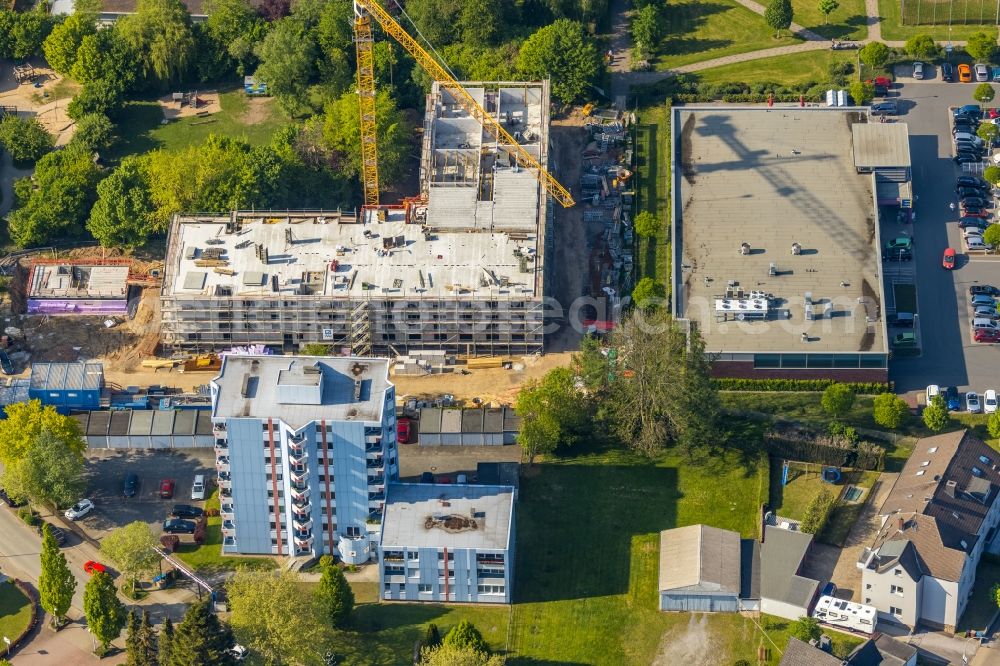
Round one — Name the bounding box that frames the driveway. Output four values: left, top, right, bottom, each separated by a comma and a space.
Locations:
886, 79, 1000, 395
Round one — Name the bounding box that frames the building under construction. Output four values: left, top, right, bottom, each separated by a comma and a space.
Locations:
160, 81, 553, 357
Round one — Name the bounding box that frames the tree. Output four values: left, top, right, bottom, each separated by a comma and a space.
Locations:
87, 156, 156, 248
0, 115, 53, 166
71, 112, 116, 152
170, 600, 235, 666
514, 367, 586, 463
70, 29, 135, 89
322, 89, 412, 189
7, 144, 103, 248
204, 0, 265, 75
978, 122, 999, 144
966, 31, 997, 63
633, 211, 661, 238
68, 79, 128, 121
101, 521, 160, 594
159, 617, 175, 666
859, 41, 891, 69
0, 401, 85, 468
39, 523, 76, 629
3, 428, 86, 513
134, 611, 158, 666
6, 9, 54, 60
985, 165, 1000, 185
315, 563, 354, 627
872, 393, 909, 429
800, 488, 835, 533
632, 4, 661, 55
443, 620, 490, 654
905, 34, 938, 59
118, 0, 196, 86
988, 411, 1000, 439
573, 335, 611, 394
227, 569, 329, 665
424, 623, 443, 649
790, 616, 822, 643
458, 0, 504, 46
84, 571, 127, 654
254, 17, 317, 116
849, 81, 876, 106
821, 383, 855, 420
975, 83, 996, 106
818, 0, 839, 23
516, 19, 600, 103
764, 0, 793, 37
631, 277, 666, 310
419, 644, 505, 666
983, 223, 1000, 249
43, 13, 97, 74
922, 394, 949, 432
300, 343, 331, 356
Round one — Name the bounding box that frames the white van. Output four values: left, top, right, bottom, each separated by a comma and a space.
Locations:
973, 317, 999, 330
966, 236, 992, 251
191, 474, 206, 500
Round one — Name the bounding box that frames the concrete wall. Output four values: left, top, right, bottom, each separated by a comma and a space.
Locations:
660, 592, 740, 612
760, 598, 809, 621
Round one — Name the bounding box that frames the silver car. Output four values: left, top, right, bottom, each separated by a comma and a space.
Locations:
967, 392, 982, 413
976, 63, 991, 82
913, 61, 925, 80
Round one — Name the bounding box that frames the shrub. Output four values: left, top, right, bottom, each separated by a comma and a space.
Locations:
17, 506, 38, 526
800, 488, 837, 534
712, 378, 891, 393
159, 535, 179, 553
318, 554, 334, 569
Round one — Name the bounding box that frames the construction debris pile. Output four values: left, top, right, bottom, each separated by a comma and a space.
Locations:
580, 108, 636, 312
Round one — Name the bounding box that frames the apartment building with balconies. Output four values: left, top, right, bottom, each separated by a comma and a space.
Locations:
379, 483, 515, 604
210, 354, 397, 564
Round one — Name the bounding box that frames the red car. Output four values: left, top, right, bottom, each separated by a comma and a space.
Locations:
396, 418, 411, 444
159, 479, 175, 499
943, 247, 957, 269
962, 207, 990, 218
84, 560, 106, 575
975, 328, 1000, 342
866, 76, 892, 87
988, 108, 1000, 119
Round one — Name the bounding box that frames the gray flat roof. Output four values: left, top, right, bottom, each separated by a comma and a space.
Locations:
212, 355, 391, 428
28, 264, 129, 299
760, 525, 819, 607
418, 407, 442, 434
30, 362, 104, 391
129, 409, 153, 434
659, 524, 741, 594
381, 483, 514, 550
673, 108, 888, 355
440, 409, 462, 433
852, 123, 911, 168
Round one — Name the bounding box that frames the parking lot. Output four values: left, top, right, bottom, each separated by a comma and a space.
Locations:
879, 75, 1000, 396
76, 448, 215, 539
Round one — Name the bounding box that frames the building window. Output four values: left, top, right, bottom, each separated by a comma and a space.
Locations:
891, 585, 903, 595
865, 597, 871, 604
865, 584, 871, 590
384, 583, 391, 592
889, 606, 902, 615
407, 552, 419, 560
477, 584, 504, 595
928, 447, 938, 454
418, 584, 432, 593
894, 568, 902, 577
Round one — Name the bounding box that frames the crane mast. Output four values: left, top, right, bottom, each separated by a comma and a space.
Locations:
351, 0, 575, 209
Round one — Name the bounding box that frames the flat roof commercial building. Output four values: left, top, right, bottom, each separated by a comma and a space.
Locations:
160, 81, 552, 358
27, 262, 130, 316
670, 108, 904, 381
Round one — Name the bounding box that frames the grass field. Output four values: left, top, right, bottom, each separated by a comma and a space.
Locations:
174, 490, 275, 574
769, 458, 831, 520
818, 470, 881, 546
691, 50, 857, 86
635, 104, 672, 289
655, 0, 802, 70
110, 89, 285, 161
958, 559, 1000, 632
0, 581, 32, 646
791, 0, 869, 39
877, 0, 998, 39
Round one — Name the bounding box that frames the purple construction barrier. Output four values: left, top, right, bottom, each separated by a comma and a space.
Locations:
27, 299, 128, 316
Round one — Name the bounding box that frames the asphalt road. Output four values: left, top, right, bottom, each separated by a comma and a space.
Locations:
886, 79, 1000, 395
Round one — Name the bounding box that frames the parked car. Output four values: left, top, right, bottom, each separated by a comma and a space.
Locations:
866, 76, 892, 87
926, 385, 941, 404
976, 63, 991, 81
64, 498, 94, 521
171, 504, 204, 519
159, 479, 175, 499
83, 560, 107, 575
975, 328, 1000, 342
957, 175, 989, 188
985, 389, 998, 414
942, 62, 955, 82
885, 237, 913, 251
397, 418, 411, 444
968, 392, 983, 412
959, 63, 974, 82
191, 474, 205, 501
420, 471, 434, 483
960, 205, 990, 217
40, 523, 67, 546
973, 317, 999, 330
871, 101, 897, 116
954, 132, 984, 146
0, 487, 25, 508
960, 217, 991, 229
966, 236, 993, 251
974, 305, 998, 318
888, 312, 915, 327
957, 186, 986, 198
954, 116, 979, 128
972, 294, 997, 307
892, 332, 917, 348
943, 247, 957, 269
955, 142, 983, 155
970, 284, 1000, 296
123, 473, 138, 498
954, 152, 981, 164
913, 61, 925, 79
945, 386, 962, 410
162, 518, 197, 534
955, 103, 982, 117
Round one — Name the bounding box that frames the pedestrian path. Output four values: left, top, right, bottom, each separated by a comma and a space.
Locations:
731, 0, 828, 41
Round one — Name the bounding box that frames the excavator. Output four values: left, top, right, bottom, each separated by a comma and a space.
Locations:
351, 0, 575, 209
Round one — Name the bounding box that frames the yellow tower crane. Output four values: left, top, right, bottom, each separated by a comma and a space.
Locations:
352, 0, 576, 209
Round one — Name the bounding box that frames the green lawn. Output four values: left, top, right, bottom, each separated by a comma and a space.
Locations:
769, 458, 831, 520
692, 50, 858, 86
791, 0, 868, 39
0, 581, 33, 646
174, 490, 276, 574
110, 89, 286, 161
818, 470, 881, 546
635, 104, 672, 289
655, 0, 802, 70
877, 0, 998, 40
958, 559, 1000, 632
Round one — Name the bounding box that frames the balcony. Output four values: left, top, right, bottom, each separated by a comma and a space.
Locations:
367, 476, 385, 486
212, 422, 227, 435
221, 505, 234, 521
220, 488, 232, 500
222, 521, 236, 537
214, 440, 228, 454
218, 472, 232, 490
289, 468, 308, 485
288, 446, 307, 463
293, 516, 313, 532
367, 510, 382, 526
293, 500, 313, 515
290, 486, 310, 503
366, 457, 384, 469
290, 478, 308, 492
368, 491, 385, 502
294, 534, 314, 550
216, 456, 230, 473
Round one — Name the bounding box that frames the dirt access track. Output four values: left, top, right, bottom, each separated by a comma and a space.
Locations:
0, 58, 80, 145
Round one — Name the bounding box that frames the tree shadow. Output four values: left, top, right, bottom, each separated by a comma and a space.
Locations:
661, 1, 732, 38
106, 101, 167, 162
660, 38, 735, 57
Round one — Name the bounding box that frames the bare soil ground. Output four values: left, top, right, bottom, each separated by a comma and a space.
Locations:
0, 60, 79, 145
241, 97, 273, 125
652, 614, 725, 665
158, 90, 221, 121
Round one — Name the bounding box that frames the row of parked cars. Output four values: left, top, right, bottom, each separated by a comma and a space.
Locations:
927, 384, 999, 413
915, 61, 997, 82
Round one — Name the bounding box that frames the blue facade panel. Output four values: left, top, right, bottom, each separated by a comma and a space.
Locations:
229, 418, 274, 555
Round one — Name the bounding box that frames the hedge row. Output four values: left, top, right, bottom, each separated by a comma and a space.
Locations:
9, 579, 39, 655
713, 378, 892, 394
800, 488, 838, 535
766, 436, 885, 471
